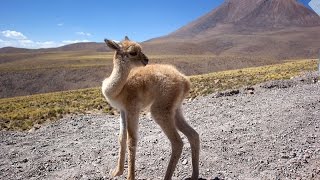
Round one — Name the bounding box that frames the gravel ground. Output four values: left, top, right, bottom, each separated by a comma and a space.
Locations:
1, 72, 319, 180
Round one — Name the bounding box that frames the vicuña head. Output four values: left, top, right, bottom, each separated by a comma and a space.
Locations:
104, 36, 149, 68
102, 36, 200, 180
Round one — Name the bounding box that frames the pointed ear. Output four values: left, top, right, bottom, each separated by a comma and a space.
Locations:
124, 36, 130, 41
104, 39, 121, 50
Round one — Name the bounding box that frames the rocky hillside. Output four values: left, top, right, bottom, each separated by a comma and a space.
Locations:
168, 0, 320, 38
144, 0, 320, 58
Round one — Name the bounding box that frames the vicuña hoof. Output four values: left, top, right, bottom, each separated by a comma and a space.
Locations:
110, 168, 123, 177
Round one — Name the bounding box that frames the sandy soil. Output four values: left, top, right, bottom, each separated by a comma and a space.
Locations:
0, 73, 319, 180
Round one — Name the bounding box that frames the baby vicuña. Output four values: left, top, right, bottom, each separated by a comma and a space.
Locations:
102, 36, 200, 180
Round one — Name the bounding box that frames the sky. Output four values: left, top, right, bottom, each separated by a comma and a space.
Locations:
0, 0, 314, 49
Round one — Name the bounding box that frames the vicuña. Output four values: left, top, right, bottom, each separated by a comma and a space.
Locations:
102, 36, 200, 180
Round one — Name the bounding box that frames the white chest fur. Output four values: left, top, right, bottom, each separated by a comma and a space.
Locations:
102, 79, 123, 109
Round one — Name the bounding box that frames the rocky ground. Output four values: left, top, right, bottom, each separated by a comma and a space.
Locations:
0, 72, 319, 180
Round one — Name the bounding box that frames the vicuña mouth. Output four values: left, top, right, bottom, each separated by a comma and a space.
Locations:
142, 59, 149, 66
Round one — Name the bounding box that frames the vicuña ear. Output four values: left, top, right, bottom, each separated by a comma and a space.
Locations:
104, 39, 121, 50
124, 36, 130, 41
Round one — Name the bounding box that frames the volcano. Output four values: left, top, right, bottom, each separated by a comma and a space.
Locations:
144, 0, 320, 59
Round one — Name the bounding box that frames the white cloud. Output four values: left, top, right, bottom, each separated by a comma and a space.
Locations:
35, 41, 58, 48
0, 39, 91, 49
57, 23, 64, 26
18, 39, 34, 47
62, 39, 90, 44
76, 31, 92, 36
0, 30, 91, 49
0, 39, 13, 47
1, 30, 27, 40
309, 0, 320, 15
20, 39, 33, 44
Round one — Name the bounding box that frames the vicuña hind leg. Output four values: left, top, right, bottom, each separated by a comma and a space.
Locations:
151, 106, 183, 180
175, 108, 200, 180
111, 111, 127, 177
126, 110, 139, 180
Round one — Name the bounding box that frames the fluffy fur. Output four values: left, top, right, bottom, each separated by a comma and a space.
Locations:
102, 37, 199, 180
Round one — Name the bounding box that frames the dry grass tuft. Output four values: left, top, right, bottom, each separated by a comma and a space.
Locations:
0, 59, 317, 131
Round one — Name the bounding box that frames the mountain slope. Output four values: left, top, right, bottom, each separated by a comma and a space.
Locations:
168, 0, 264, 38
144, 0, 320, 59
237, 0, 320, 28
0, 42, 107, 54
168, 0, 320, 38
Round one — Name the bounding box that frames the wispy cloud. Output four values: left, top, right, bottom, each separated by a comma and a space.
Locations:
76, 31, 92, 36
0, 39, 60, 49
62, 39, 90, 44
0, 38, 13, 47
1, 30, 27, 40
33, 41, 57, 48
57, 23, 64, 26
309, 0, 320, 15
0, 29, 91, 49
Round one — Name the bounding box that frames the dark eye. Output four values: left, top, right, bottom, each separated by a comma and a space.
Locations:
129, 51, 137, 56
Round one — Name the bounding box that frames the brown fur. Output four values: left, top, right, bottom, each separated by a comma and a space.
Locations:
102, 37, 199, 180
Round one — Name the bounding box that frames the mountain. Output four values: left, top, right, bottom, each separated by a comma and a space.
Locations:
0, 47, 32, 54
237, 0, 320, 28
53, 42, 106, 52
168, 0, 320, 38
144, 0, 320, 58
0, 42, 107, 54
1, 0, 319, 59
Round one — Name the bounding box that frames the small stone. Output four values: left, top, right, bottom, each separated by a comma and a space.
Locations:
182, 159, 188, 165
34, 124, 41, 130
281, 154, 289, 159
28, 128, 35, 133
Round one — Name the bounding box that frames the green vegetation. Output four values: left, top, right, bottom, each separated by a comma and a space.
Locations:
0, 59, 317, 131
0, 52, 217, 71
0, 88, 112, 131
189, 59, 317, 97
0, 51, 114, 71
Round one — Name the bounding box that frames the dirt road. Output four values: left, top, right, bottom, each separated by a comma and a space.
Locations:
1, 73, 319, 180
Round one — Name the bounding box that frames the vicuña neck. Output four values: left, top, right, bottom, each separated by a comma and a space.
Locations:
104, 58, 130, 98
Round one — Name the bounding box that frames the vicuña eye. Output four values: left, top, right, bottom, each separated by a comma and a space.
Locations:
129, 51, 137, 56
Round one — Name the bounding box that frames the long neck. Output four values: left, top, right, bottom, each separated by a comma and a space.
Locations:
104, 58, 130, 98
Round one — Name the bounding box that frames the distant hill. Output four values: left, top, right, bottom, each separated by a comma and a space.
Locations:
0, 42, 107, 54
0, 47, 32, 54
53, 42, 106, 52
143, 0, 320, 59
1, 0, 319, 58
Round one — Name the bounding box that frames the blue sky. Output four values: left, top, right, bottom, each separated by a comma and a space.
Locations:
0, 0, 313, 49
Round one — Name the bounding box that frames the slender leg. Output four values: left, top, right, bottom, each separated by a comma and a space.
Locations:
126, 111, 139, 180
175, 108, 200, 180
151, 108, 184, 180
111, 110, 127, 177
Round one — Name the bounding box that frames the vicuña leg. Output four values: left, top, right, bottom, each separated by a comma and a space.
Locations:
151, 106, 183, 180
126, 110, 139, 180
111, 111, 127, 177
175, 108, 200, 180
